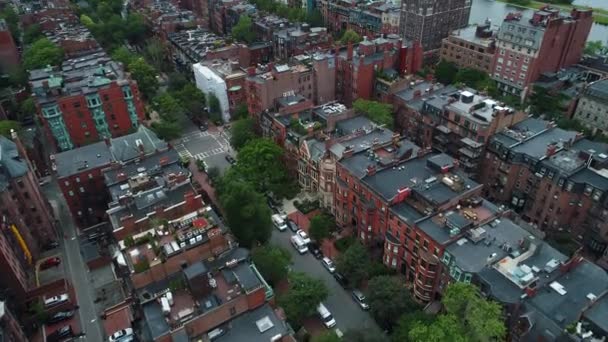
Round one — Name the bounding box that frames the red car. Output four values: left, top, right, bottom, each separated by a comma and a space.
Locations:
40, 257, 61, 270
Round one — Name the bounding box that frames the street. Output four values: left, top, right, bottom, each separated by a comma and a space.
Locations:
270, 229, 382, 335
172, 123, 234, 174
42, 181, 104, 342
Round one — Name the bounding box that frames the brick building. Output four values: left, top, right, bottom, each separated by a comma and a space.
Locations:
0, 301, 28, 341
45, 23, 99, 58
272, 24, 332, 61
0, 133, 57, 256
394, 85, 527, 178
193, 59, 247, 119
52, 126, 169, 229
319, 0, 400, 38
440, 21, 496, 74
0, 19, 19, 73
480, 118, 608, 245
209, 0, 256, 36
141, 1, 205, 40
399, 0, 471, 51
180, 0, 209, 27
29, 51, 145, 151
491, 8, 593, 97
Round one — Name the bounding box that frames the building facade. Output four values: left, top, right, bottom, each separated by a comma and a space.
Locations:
440, 21, 496, 74
491, 8, 593, 97
399, 0, 471, 51
573, 79, 608, 134
30, 51, 145, 151
0, 19, 19, 73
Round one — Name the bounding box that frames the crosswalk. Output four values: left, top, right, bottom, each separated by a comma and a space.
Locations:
175, 130, 232, 161
193, 147, 225, 160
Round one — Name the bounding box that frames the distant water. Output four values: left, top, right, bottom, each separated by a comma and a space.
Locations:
470, 0, 608, 43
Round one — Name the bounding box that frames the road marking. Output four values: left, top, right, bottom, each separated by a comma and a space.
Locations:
90, 319, 96, 323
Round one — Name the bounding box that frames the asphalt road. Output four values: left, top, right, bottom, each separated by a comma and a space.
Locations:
43, 181, 104, 342
172, 123, 234, 174
270, 229, 382, 335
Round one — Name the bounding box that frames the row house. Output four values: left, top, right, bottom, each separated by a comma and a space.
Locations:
480, 118, 608, 254
0, 19, 19, 72
194, 59, 247, 119
140, 1, 205, 41
209, 0, 256, 36
29, 51, 145, 151
573, 79, 608, 135
491, 8, 593, 97
320, 0, 399, 37
52, 126, 169, 229
440, 20, 497, 74
394, 84, 527, 178
444, 215, 608, 341
272, 24, 332, 61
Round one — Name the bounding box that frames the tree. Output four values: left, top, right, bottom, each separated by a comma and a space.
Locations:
232, 15, 255, 43
454, 68, 489, 89
367, 276, 418, 331
0, 7, 19, 40
353, 99, 393, 128
19, 98, 36, 122
312, 331, 341, 342
336, 242, 370, 287
584, 40, 606, 55
305, 9, 324, 27
434, 60, 458, 85
234, 138, 289, 195
278, 272, 328, 324
153, 92, 185, 121
151, 120, 181, 140
80, 14, 95, 28
23, 38, 64, 70
207, 93, 222, 122
219, 176, 272, 247
528, 86, 568, 119
340, 29, 362, 45
124, 13, 147, 42
144, 38, 169, 72
233, 103, 249, 120
408, 314, 467, 342
392, 311, 434, 342
343, 329, 389, 342
251, 245, 292, 286
112, 47, 138, 67
442, 282, 506, 341
309, 213, 335, 243
167, 72, 188, 92
128, 58, 158, 99
0, 120, 20, 137
23, 24, 43, 45
174, 84, 206, 118
230, 118, 256, 150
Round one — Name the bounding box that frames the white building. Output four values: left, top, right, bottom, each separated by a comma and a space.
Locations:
192, 63, 230, 123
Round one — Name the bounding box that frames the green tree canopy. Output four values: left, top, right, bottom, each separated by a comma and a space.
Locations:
367, 275, 418, 331
584, 40, 606, 55
167, 72, 188, 92
128, 58, 158, 99
232, 15, 256, 44
153, 92, 185, 121
0, 7, 20, 40
23, 24, 44, 45
0, 120, 21, 137
144, 38, 170, 72
305, 9, 324, 27
19, 98, 36, 122
408, 314, 467, 342
174, 83, 206, 118
230, 118, 256, 150
278, 272, 328, 324
251, 245, 292, 286
309, 213, 335, 243
312, 331, 341, 342
528, 85, 568, 119
454, 68, 490, 89
151, 120, 181, 140
392, 311, 435, 342
219, 176, 272, 247
336, 241, 370, 287
353, 99, 393, 129
340, 29, 362, 45
233, 138, 289, 195
23, 38, 64, 70
233, 103, 249, 120
112, 47, 138, 67
434, 60, 458, 84
343, 329, 389, 342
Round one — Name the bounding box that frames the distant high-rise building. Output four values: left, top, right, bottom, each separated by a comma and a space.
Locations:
399, 0, 471, 51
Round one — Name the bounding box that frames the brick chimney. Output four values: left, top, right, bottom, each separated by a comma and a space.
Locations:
342, 146, 354, 158
366, 164, 377, 176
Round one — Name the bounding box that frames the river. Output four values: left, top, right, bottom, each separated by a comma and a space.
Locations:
469, 0, 608, 43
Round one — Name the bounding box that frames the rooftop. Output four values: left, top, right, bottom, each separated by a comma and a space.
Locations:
0, 136, 29, 191
168, 29, 232, 63
216, 304, 289, 342
450, 23, 496, 48
584, 79, 608, 102
53, 141, 113, 178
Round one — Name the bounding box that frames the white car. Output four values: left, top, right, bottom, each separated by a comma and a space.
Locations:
296, 229, 311, 245
44, 294, 69, 308
321, 257, 336, 273
109, 328, 134, 342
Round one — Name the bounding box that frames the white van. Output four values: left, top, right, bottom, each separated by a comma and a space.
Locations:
272, 214, 287, 231
317, 303, 336, 328
290, 235, 308, 254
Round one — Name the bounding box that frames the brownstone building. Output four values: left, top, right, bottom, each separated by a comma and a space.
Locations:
440, 20, 496, 74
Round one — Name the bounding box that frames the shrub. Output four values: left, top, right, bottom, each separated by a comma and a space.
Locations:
134, 259, 150, 273
334, 236, 355, 252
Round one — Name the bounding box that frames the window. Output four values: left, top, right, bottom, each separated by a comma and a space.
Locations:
463, 273, 472, 283
423, 240, 429, 250
441, 252, 451, 265
79, 187, 85, 193
69, 190, 74, 196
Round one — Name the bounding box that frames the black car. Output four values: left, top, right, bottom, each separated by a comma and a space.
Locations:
47, 325, 73, 342
308, 242, 322, 259
266, 198, 278, 213
47, 311, 74, 325
225, 155, 236, 165
43, 241, 60, 251
333, 272, 349, 288
286, 219, 299, 232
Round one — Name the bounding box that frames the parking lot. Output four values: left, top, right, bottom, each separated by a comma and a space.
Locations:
173, 124, 234, 173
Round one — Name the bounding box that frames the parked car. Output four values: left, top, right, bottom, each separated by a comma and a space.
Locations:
225, 155, 236, 165
43, 241, 60, 251
108, 328, 134, 342
207, 327, 226, 341
352, 289, 370, 310
321, 257, 336, 273
307, 242, 322, 259
286, 219, 299, 232
199, 123, 208, 131
40, 257, 61, 270
296, 230, 311, 245
317, 303, 336, 328
44, 294, 69, 308
47, 325, 73, 342
290, 235, 308, 254
272, 214, 287, 231
46, 311, 74, 325
333, 272, 349, 288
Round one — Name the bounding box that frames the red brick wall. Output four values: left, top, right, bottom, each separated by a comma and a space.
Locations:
58, 165, 110, 229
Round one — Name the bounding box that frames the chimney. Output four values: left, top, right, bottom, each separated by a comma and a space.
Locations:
366, 164, 377, 176
104, 137, 111, 147
247, 66, 256, 76
546, 144, 557, 157
413, 90, 422, 98
343, 146, 354, 158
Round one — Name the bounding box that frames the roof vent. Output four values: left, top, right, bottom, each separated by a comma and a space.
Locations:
255, 316, 274, 333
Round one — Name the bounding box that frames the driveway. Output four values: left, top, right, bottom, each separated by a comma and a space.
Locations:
270, 230, 381, 336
